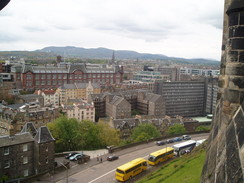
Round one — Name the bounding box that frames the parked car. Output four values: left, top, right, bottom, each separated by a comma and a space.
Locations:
65, 152, 78, 159
69, 153, 83, 161
107, 155, 119, 161
156, 141, 166, 146
182, 135, 191, 140
174, 137, 183, 142
166, 139, 175, 144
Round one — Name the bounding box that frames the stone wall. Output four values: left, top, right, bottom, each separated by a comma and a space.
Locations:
201, 0, 244, 182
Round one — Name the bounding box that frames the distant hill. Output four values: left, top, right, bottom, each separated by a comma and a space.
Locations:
0, 46, 220, 66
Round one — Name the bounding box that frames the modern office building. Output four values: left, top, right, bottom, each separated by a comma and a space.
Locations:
154, 80, 207, 117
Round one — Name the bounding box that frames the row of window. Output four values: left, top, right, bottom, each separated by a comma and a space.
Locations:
3, 144, 28, 155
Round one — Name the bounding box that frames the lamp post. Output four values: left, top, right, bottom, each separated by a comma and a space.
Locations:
60, 163, 68, 183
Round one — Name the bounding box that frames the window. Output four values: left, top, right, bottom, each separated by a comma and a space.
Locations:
23, 144, 28, 152
24, 169, 29, 177
23, 157, 28, 164
4, 147, 9, 155
4, 160, 10, 168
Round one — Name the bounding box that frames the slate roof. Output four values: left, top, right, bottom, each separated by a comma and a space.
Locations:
144, 93, 161, 103
60, 83, 100, 90
34, 126, 55, 143
113, 118, 140, 129
0, 133, 34, 147
109, 96, 125, 106
21, 122, 38, 138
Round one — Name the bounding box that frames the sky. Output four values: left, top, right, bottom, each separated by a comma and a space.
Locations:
0, 0, 224, 60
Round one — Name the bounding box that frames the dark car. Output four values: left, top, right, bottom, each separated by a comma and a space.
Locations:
166, 139, 175, 144
107, 155, 119, 161
174, 137, 183, 142
156, 141, 166, 146
65, 152, 78, 159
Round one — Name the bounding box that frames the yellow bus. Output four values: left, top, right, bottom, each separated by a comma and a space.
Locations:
115, 158, 147, 182
148, 147, 174, 166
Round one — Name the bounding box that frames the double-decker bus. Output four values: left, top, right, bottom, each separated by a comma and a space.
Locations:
115, 158, 147, 182
148, 147, 174, 166
172, 140, 196, 156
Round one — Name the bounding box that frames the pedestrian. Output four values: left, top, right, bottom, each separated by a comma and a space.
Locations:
100, 157, 103, 163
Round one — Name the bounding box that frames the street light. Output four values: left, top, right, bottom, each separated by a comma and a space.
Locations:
60, 162, 69, 183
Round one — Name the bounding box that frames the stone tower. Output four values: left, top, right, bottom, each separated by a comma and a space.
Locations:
201, 0, 244, 182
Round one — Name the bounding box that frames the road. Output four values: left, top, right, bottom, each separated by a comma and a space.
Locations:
56, 133, 208, 183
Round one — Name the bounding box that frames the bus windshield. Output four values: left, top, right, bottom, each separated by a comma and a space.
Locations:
148, 155, 156, 162
116, 169, 125, 174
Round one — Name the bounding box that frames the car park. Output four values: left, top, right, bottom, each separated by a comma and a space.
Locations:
156, 141, 166, 146
65, 152, 78, 159
107, 155, 119, 161
182, 135, 191, 140
69, 153, 83, 161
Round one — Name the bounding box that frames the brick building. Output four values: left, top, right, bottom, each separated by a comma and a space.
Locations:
11, 63, 123, 90
0, 122, 55, 181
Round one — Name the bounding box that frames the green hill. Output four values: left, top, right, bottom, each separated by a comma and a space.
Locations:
137, 144, 206, 183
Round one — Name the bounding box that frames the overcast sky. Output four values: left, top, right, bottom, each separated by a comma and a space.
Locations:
0, 0, 224, 60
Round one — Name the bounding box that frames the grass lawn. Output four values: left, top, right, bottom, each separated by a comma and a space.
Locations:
137, 146, 206, 183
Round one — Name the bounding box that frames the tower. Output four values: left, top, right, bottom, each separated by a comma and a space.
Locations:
201, 0, 244, 182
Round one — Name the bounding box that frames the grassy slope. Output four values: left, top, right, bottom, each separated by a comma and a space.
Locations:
137, 146, 206, 183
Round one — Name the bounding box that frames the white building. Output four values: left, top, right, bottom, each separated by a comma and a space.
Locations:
35, 89, 59, 107
65, 102, 95, 122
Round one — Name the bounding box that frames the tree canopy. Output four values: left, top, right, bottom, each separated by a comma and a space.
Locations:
47, 116, 120, 152
131, 123, 160, 142
167, 124, 186, 135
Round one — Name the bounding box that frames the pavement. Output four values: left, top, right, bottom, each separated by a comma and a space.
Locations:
32, 133, 209, 183
32, 142, 155, 183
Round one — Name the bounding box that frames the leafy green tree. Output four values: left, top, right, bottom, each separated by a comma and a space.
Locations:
97, 122, 120, 147
131, 123, 160, 142
79, 120, 102, 150
47, 116, 82, 152
131, 109, 141, 116
195, 125, 211, 132
167, 124, 186, 135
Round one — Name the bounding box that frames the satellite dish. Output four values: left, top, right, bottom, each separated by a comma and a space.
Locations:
0, 0, 10, 11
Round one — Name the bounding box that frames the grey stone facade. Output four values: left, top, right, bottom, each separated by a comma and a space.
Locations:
201, 0, 244, 182
0, 123, 55, 181
89, 90, 165, 120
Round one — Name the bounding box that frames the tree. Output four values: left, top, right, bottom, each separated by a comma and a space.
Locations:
131, 123, 160, 142
195, 125, 211, 132
79, 120, 102, 150
167, 124, 186, 135
47, 116, 82, 152
97, 122, 120, 147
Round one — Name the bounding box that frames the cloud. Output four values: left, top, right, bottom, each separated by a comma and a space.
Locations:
0, 0, 225, 60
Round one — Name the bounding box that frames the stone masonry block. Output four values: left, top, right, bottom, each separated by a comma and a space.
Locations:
226, 122, 242, 182
234, 107, 244, 147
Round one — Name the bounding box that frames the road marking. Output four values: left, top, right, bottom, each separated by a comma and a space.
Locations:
88, 168, 116, 183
